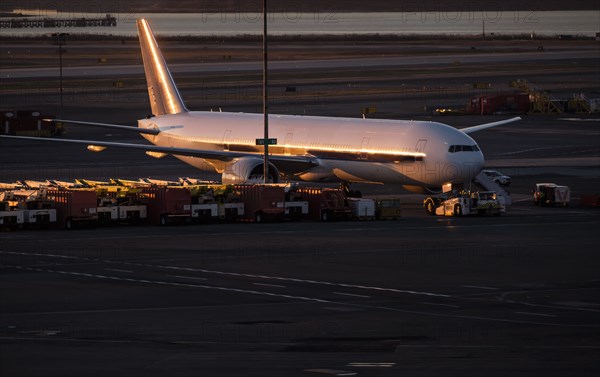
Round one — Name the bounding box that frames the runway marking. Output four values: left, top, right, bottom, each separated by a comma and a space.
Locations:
0, 251, 78, 259
104, 268, 133, 274
333, 292, 371, 298
304, 369, 357, 376
515, 311, 557, 318
462, 285, 498, 290
3, 265, 332, 304
0, 250, 449, 298
2, 264, 597, 328
154, 265, 451, 298
420, 302, 460, 308
167, 275, 208, 281
253, 283, 286, 288
347, 362, 395, 367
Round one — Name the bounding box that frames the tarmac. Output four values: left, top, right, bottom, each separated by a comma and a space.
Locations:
1, 38, 599, 376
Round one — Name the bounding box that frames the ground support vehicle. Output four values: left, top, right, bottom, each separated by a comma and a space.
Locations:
0, 189, 57, 228
140, 187, 191, 225
296, 187, 352, 221
191, 203, 219, 222
47, 189, 98, 229
94, 185, 147, 225
0, 208, 24, 229
580, 194, 600, 208
23, 208, 57, 227
347, 198, 375, 220
284, 201, 309, 220
117, 205, 147, 224
375, 199, 402, 220
532, 183, 570, 207
96, 206, 119, 225
234, 184, 285, 222
424, 191, 505, 216
189, 184, 243, 222
219, 202, 245, 221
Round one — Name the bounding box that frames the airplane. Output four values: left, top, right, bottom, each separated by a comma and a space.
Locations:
0, 19, 520, 194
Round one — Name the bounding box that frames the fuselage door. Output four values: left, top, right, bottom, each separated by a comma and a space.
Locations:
360, 137, 370, 160
223, 129, 232, 151
284, 132, 294, 155
415, 139, 427, 153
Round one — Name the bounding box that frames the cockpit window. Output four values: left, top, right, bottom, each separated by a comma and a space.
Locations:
449, 144, 480, 153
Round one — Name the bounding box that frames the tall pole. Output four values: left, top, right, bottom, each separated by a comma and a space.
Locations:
59, 37, 63, 119
53, 33, 67, 119
262, 0, 269, 183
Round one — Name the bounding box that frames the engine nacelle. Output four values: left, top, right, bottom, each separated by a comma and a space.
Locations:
402, 185, 442, 195
221, 157, 280, 185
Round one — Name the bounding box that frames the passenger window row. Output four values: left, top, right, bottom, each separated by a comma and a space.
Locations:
448, 145, 480, 153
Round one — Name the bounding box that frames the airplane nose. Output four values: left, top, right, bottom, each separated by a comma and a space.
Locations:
476, 151, 485, 172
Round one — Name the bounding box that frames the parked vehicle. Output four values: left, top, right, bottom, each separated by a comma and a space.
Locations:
481, 170, 511, 186
532, 183, 570, 206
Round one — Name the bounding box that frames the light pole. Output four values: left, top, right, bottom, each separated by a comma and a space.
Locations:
52, 33, 68, 119
262, 0, 269, 183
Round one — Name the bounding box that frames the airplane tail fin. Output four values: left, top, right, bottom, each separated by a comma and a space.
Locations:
137, 19, 188, 116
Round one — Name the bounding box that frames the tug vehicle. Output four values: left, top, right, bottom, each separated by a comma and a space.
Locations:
424, 184, 505, 216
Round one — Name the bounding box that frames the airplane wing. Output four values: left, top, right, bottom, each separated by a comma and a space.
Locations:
0, 134, 319, 171
48, 119, 161, 135
460, 116, 521, 134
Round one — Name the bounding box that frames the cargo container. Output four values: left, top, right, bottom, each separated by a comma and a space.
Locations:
234, 184, 285, 222
347, 198, 375, 220
375, 199, 402, 220
295, 187, 352, 221
46, 189, 98, 229
140, 187, 191, 225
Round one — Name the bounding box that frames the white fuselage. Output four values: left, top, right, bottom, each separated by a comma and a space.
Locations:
138, 111, 484, 188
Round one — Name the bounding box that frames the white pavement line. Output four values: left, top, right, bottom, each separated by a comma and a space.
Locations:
104, 268, 133, 273
253, 283, 286, 288
333, 292, 371, 299
156, 265, 451, 298
0, 251, 78, 259
347, 362, 396, 367
462, 285, 498, 290
515, 312, 557, 318
304, 369, 357, 376
6, 265, 332, 304
420, 302, 460, 308
167, 275, 208, 281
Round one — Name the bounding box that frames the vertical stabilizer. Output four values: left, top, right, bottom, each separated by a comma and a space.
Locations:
137, 19, 187, 116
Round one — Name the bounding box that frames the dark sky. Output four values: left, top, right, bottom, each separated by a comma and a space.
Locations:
5, 0, 599, 13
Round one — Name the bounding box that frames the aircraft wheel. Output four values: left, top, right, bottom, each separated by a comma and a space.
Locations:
160, 215, 168, 226
425, 199, 436, 215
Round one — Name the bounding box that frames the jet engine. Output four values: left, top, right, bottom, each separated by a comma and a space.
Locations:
402, 185, 443, 195
221, 157, 280, 185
